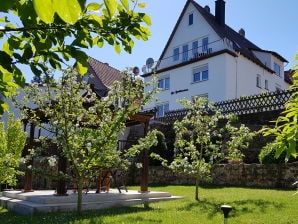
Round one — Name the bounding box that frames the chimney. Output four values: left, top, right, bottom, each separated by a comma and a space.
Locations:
239, 28, 245, 37
204, 5, 210, 13
215, 0, 225, 26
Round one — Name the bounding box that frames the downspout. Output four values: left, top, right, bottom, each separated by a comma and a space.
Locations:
235, 52, 240, 98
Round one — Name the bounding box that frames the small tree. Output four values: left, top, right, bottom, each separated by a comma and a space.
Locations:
168, 97, 254, 201
0, 0, 151, 115
20, 68, 155, 212
260, 54, 298, 162
0, 114, 27, 187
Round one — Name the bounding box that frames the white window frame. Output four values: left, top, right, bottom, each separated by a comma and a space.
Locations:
188, 13, 193, 25
265, 79, 269, 90
158, 77, 170, 90
182, 44, 188, 62
173, 48, 179, 61
202, 37, 209, 52
156, 103, 169, 118
193, 65, 208, 83
256, 75, 261, 88
192, 41, 198, 57
274, 62, 281, 76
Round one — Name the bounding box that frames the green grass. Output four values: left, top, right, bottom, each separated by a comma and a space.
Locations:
1, 186, 297, 224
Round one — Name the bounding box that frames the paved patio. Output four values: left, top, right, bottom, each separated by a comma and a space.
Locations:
0, 189, 182, 215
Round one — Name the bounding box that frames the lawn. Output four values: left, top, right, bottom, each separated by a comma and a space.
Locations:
0, 185, 297, 224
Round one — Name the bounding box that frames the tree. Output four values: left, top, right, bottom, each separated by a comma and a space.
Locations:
0, 0, 151, 115
20, 68, 156, 213
0, 114, 27, 187
260, 54, 298, 162
168, 97, 254, 201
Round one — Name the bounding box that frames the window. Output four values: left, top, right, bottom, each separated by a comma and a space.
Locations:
193, 65, 208, 83
202, 37, 208, 52
265, 80, 269, 90
156, 103, 169, 118
256, 75, 261, 88
189, 13, 193, 25
173, 48, 179, 61
192, 41, 198, 57
192, 94, 208, 102
182, 44, 188, 62
193, 71, 200, 82
274, 63, 280, 76
158, 77, 170, 90
202, 70, 208, 81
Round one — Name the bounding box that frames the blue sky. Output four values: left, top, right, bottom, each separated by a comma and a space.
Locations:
21, 0, 297, 81
86, 0, 298, 74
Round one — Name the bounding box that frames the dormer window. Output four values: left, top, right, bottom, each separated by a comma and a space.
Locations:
274, 63, 280, 76
189, 13, 193, 25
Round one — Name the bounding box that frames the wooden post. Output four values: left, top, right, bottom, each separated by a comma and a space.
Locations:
23, 123, 34, 192
140, 121, 149, 192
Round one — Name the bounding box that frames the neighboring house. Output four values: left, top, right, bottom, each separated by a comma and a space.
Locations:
82, 57, 122, 97
1, 57, 125, 139
2, 57, 151, 144
142, 0, 290, 117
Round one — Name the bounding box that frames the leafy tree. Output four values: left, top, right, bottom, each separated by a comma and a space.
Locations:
260, 55, 298, 161
0, 114, 27, 187
19, 68, 156, 213
0, 0, 151, 115
168, 97, 254, 201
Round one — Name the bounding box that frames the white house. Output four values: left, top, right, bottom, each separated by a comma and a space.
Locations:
142, 0, 290, 117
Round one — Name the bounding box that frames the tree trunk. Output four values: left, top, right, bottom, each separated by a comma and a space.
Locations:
140, 149, 149, 192
195, 175, 200, 201
56, 155, 67, 195
77, 177, 83, 213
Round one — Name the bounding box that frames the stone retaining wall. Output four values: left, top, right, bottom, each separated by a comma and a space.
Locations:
137, 162, 298, 189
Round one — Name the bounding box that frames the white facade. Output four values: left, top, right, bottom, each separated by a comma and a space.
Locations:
143, 0, 289, 116
1, 87, 55, 139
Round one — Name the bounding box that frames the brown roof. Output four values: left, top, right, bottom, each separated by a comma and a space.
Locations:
87, 57, 122, 88
157, 0, 287, 73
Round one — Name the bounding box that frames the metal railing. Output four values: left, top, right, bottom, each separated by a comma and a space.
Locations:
156, 38, 232, 70
154, 89, 295, 123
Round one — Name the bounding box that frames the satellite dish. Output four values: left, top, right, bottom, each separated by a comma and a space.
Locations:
132, 66, 140, 75
146, 57, 154, 69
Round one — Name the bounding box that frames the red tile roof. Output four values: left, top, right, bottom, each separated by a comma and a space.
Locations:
87, 57, 122, 88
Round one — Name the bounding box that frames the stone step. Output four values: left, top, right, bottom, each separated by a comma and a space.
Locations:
2, 190, 172, 204
0, 189, 183, 215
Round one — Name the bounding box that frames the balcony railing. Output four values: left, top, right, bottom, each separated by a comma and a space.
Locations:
156, 38, 233, 71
